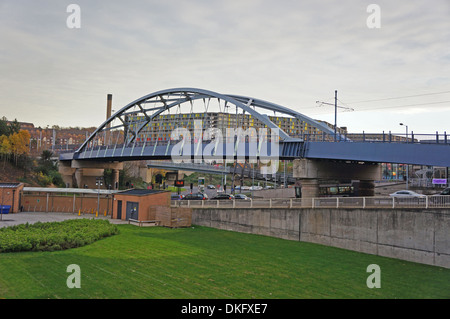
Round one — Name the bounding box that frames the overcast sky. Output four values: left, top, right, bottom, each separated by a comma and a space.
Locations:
1, 0, 449, 135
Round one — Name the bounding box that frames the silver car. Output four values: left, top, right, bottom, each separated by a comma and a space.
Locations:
389, 190, 426, 198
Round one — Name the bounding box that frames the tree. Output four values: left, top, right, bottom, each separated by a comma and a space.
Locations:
9, 130, 30, 165
37, 150, 56, 175
41, 150, 53, 161
0, 117, 9, 136
8, 119, 21, 135
0, 135, 12, 163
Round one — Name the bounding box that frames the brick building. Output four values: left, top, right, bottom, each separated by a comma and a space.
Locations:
10, 121, 97, 155
0, 183, 24, 214
112, 189, 191, 227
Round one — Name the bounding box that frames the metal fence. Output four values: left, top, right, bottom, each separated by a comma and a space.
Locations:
171, 195, 450, 209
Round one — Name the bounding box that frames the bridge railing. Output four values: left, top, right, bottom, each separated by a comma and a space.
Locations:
171, 195, 450, 209
74, 131, 450, 158
303, 131, 450, 144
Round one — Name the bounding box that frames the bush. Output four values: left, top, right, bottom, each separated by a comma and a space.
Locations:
0, 219, 119, 253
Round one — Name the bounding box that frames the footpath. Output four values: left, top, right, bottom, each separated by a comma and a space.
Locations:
0, 212, 127, 228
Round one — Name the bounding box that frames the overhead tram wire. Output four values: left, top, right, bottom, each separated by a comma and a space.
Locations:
345, 90, 450, 105
306, 90, 450, 115
340, 100, 450, 112
311, 93, 450, 115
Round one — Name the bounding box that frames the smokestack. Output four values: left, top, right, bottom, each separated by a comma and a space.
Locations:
106, 94, 112, 143
107, 94, 112, 121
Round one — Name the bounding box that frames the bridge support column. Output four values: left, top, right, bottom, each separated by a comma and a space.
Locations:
58, 160, 123, 189
357, 180, 375, 197
113, 169, 120, 190
59, 160, 76, 188
299, 179, 320, 199
293, 158, 381, 198
75, 168, 105, 189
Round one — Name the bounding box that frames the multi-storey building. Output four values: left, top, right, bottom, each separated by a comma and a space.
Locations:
131, 112, 347, 143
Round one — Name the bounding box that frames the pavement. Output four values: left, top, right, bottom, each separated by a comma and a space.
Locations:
0, 212, 128, 228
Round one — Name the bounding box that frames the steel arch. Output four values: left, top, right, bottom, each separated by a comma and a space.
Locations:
76, 87, 339, 154
227, 94, 344, 140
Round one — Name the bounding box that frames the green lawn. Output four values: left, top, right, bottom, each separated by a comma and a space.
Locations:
0, 224, 448, 299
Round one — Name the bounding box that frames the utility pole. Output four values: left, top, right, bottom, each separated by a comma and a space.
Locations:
334, 90, 337, 141
316, 90, 354, 141
96, 177, 103, 216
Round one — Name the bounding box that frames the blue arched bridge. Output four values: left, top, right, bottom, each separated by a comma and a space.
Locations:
60, 87, 450, 168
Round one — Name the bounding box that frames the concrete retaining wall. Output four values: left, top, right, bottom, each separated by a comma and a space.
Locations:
192, 208, 450, 268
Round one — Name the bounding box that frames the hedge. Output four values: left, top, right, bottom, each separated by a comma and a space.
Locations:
0, 219, 119, 253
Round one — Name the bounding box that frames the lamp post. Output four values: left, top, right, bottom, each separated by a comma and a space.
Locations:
399, 123, 408, 143
399, 123, 409, 189
96, 177, 103, 216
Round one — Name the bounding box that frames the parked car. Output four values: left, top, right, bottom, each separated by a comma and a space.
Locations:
182, 193, 209, 200
433, 188, 450, 196
171, 194, 184, 200
430, 188, 450, 204
211, 194, 235, 200
234, 194, 249, 200
389, 190, 426, 198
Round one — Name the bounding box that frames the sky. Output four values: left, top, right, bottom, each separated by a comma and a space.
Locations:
1, 0, 449, 136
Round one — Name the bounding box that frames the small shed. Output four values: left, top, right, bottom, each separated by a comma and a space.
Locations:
112, 189, 191, 227
0, 183, 24, 214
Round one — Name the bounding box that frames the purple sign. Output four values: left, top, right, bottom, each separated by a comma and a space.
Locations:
432, 179, 447, 185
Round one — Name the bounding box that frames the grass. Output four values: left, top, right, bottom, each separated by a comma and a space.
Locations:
0, 224, 448, 299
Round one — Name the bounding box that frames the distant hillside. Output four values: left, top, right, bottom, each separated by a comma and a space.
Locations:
0, 160, 39, 186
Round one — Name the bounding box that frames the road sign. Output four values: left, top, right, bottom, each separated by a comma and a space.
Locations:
174, 180, 184, 187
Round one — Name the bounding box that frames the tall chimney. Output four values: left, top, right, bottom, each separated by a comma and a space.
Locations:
107, 94, 112, 121
106, 94, 112, 143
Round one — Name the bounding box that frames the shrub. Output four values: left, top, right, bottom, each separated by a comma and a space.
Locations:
0, 219, 119, 253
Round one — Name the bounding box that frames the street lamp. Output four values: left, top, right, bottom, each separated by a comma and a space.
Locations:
399, 123, 409, 189
399, 123, 408, 143
96, 177, 103, 216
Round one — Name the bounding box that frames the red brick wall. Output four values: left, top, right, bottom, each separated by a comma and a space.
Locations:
0, 184, 24, 213
22, 193, 114, 215
112, 192, 170, 221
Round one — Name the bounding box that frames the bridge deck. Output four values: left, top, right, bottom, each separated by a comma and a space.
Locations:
60, 140, 450, 167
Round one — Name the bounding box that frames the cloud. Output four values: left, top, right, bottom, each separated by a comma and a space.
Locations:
0, 0, 449, 134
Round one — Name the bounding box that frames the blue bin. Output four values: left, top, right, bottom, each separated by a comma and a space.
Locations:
0, 205, 11, 214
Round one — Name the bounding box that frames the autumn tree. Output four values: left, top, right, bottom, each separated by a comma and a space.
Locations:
7, 130, 30, 165
0, 135, 12, 164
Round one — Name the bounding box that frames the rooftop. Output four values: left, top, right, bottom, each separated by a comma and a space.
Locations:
0, 183, 23, 188
23, 187, 117, 195
116, 189, 168, 196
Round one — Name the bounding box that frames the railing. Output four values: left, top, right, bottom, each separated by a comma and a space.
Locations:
303, 132, 450, 144
171, 195, 450, 209
81, 132, 446, 153
74, 131, 450, 159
